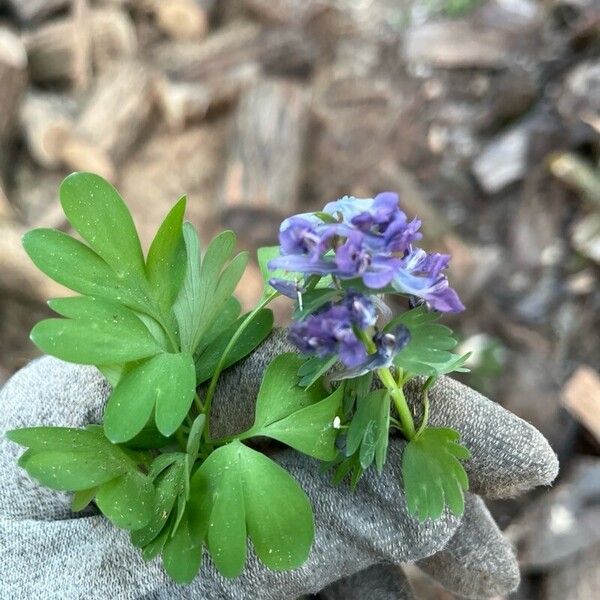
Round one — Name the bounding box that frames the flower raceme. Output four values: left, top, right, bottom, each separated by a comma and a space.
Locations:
268, 192, 464, 313
287, 291, 411, 378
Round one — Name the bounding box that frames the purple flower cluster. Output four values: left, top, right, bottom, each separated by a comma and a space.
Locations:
268, 192, 464, 313
288, 292, 376, 368
288, 291, 410, 375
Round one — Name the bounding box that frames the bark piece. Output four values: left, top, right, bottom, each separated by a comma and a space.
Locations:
154, 63, 259, 129
571, 212, 600, 264
67, 61, 153, 180
219, 79, 309, 224
151, 20, 315, 81
90, 6, 137, 70
150, 20, 262, 80
5, 0, 68, 24
152, 0, 212, 40
19, 91, 77, 169
404, 21, 510, 69
562, 366, 600, 442
472, 122, 530, 194
24, 6, 137, 84
118, 121, 227, 250
507, 459, 600, 571
0, 27, 28, 168
241, 0, 326, 25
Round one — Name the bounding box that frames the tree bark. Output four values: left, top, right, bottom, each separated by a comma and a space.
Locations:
219, 78, 309, 232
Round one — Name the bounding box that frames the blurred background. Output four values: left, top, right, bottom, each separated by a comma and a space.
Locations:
0, 0, 598, 598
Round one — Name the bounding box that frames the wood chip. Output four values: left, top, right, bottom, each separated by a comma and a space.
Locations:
562, 366, 600, 443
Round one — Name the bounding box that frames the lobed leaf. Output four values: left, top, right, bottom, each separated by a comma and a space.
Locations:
345, 389, 390, 472
388, 306, 467, 377
131, 457, 186, 548
33, 297, 162, 365
189, 440, 314, 578
162, 510, 203, 584
95, 470, 155, 530
250, 384, 343, 461
22, 229, 151, 312
194, 308, 274, 384
60, 172, 146, 280
402, 426, 470, 521
174, 226, 248, 355
103, 352, 196, 442
146, 197, 187, 314
9, 425, 156, 530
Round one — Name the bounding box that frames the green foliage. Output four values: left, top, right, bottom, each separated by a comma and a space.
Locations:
174, 226, 248, 354
189, 440, 314, 578
402, 427, 470, 521
146, 197, 187, 313
243, 354, 340, 460
345, 390, 390, 472
11, 171, 475, 586
8, 426, 155, 530
103, 352, 196, 442
297, 355, 337, 388
194, 308, 273, 384
33, 297, 163, 364
388, 306, 470, 377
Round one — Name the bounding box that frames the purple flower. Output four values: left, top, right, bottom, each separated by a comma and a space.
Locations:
268, 192, 464, 313
268, 278, 305, 299
288, 293, 377, 368
392, 248, 464, 313
324, 192, 422, 253
343, 290, 377, 328
288, 305, 367, 368
330, 324, 412, 381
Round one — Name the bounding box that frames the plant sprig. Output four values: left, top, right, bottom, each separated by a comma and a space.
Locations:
8, 176, 474, 586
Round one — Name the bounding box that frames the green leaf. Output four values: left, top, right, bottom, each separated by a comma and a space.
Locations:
174, 226, 248, 354
389, 307, 466, 377
196, 297, 241, 352
10, 425, 156, 529
60, 172, 145, 280
190, 441, 314, 578
33, 297, 162, 364
95, 470, 155, 530
251, 354, 325, 427
342, 372, 373, 417
22, 229, 151, 312
186, 415, 205, 463
142, 517, 173, 561
345, 389, 390, 472
162, 510, 203, 584
250, 383, 343, 461
297, 355, 337, 388
293, 288, 340, 320
402, 427, 470, 521
30, 318, 160, 366
146, 197, 187, 313
104, 352, 196, 442
132, 458, 185, 547
71, 487, 97, 512
194, 308, 274, 384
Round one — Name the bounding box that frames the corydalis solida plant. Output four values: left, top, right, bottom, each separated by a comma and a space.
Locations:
7, 174, 470, 584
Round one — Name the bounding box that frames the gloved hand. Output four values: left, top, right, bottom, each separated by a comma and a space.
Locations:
0, 330, 558, 600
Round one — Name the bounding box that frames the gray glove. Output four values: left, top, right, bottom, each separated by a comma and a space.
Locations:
0, 330, 558, 600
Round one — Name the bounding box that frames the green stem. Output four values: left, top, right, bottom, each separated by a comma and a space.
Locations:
203, 291, 279, 441
194, 392, 204, 413
377, 367, 416, 440
355, 329, 416, 440
415, 386, 429, 438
